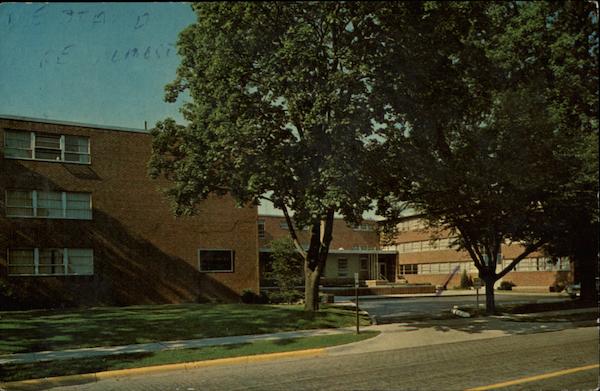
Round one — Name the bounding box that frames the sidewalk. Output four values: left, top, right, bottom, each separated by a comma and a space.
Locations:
328, 308, 598, 356
0, 327, 356, 365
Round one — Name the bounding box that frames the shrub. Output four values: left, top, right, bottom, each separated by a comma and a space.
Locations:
266, 290, 303, 304
240, 289, 269, 304
267, 237, 304, 304
498, 281, 516, 290
459, 269, 473, 289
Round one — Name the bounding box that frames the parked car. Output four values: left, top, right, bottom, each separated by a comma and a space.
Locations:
565, 283, 581, 299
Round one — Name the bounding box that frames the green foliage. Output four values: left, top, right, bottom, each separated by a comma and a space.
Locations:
148, 2, 404, 311
240, 289, 269, 304
371, 1, 598, 313
149, 2, 385, 225
498, 281, 516, 291
267, 237, 304, 304
459, 270, 473, 289
265, 290, 304, 305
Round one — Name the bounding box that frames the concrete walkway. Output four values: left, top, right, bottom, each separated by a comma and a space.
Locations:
1, 306, 595, 366
0, 328, 355, 365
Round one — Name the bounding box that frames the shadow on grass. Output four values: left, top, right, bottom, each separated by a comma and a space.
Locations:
0, 304, 369, 355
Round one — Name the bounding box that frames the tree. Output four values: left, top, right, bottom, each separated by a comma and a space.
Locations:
268, 237, 304, 304
149, 3, 390, 311
492, 0, 599, 303
370, 1, 598, 313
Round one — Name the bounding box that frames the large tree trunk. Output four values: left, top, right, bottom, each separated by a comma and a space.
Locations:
483, 276, 496, 314
304, 263, 322, 312
573, 223, 599, 303
576, 251, 598, 304
302, 209, 334, 312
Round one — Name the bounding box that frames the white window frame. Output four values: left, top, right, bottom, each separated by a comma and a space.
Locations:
337, 258, 349, 277
352, 223, 373, 232
198, 249, 234, 272
7, 248, 94, 276
5, 190, 92, 220
4, 129, 91, 164
258, 220, 265, 239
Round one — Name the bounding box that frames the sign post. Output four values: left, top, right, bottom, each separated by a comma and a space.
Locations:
473, 278, 482, 309
354, 272, 360, 334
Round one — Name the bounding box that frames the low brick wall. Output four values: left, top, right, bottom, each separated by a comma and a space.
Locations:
322, 284, 436, 296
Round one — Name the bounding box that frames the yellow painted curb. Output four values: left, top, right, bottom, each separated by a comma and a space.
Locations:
0, 373, 97, 390
1, 348, 327, 390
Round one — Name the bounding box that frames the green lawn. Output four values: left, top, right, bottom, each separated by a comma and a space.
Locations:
0, 304, 370, 354
0, 331, 379, 382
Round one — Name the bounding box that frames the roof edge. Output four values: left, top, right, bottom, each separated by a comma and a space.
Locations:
0, 115, 148, 134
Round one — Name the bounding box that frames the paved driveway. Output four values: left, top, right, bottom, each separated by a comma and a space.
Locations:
344, 294, 570, 323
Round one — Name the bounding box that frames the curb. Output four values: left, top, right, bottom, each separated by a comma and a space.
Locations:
0, 348, 326, 391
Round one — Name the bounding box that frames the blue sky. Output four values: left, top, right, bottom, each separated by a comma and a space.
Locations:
0, 2, 388, 219
0, 2, 195, 130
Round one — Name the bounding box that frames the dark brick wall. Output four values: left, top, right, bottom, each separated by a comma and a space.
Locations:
0, 118, 259, 309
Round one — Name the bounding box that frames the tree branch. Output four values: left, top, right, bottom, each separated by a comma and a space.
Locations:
496, 238, 548, 280
279, 202, 307, 258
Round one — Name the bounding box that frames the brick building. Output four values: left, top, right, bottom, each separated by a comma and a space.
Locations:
258, 214, 396, 286
0, 116, 259, 309
385, 215, 572, 291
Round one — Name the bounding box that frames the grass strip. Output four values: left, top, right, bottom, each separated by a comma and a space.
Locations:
0, 331, 379, 382
0, 304, 371, 355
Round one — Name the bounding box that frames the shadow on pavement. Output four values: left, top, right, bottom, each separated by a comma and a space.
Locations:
386, 315, 596, 336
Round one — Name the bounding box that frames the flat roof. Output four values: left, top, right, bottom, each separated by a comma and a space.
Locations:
0, 114, 149, 134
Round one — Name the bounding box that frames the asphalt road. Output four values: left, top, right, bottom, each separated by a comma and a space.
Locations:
53, 325, 598, 391
352, 294, 569, 323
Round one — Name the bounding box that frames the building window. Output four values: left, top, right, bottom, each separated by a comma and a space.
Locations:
37, 191, 63, 218
6, 190, 34, 217
399, 264, 418, 275
279, 221, 289, 230
351, 223, 373, 231
4, 130, 32, 158
4, 130, 90, 164
5, 190, 92, 220
199, 249, 234, 272
258, 220, 265, 239
337, 258, 348, 277
66, 192, 93, 219
7, 249, 35, 275
360, 256, 368, 271
8, 248, 93, 276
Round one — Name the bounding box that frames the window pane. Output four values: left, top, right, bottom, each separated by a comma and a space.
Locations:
35, 149, 62, 161
64, 136, 89, 153
8, 249, 34, 263
5, 130, 32, 158
6, 190, 34, 216
37, 191, 63, 218
9, 265, 35, 274
64, 153, 90, 163
199, 250, 234, 272
66, 193, 92, 219
8, 249, 35, 275
258, 220, 265, 239
38, 248, 65, 275
64, 135, 90, 163
338, 258, 348, 277
67, 249, 93, 275
35, 134, 61, 149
